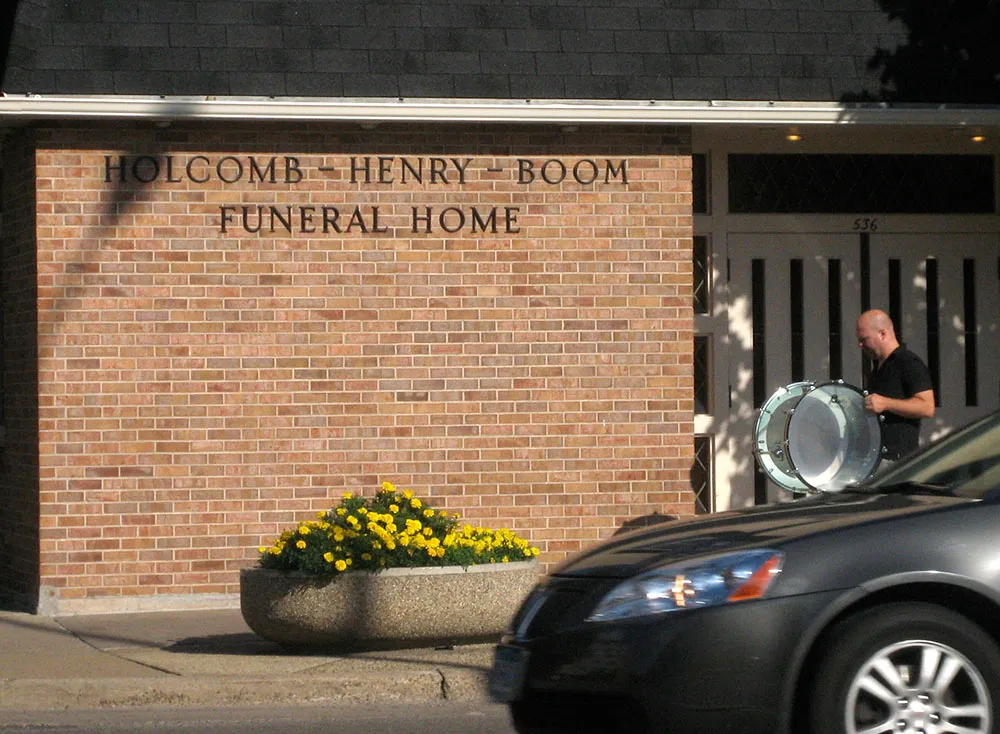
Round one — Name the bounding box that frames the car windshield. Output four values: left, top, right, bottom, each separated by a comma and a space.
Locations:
856, 410, 1000, 498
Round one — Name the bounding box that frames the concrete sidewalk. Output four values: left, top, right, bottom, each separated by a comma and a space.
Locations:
0, 608, 497, 710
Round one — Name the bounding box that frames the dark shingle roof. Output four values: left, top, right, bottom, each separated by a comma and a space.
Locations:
0, 0, 919, 103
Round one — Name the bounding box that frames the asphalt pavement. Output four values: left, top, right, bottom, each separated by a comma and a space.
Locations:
0, 607, 497, 711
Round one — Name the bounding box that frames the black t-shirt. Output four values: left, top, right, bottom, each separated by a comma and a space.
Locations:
868, 345, 934, 460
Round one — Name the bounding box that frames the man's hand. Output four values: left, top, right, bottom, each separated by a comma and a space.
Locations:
864, 390, 935, 419
864, 393, 889, 414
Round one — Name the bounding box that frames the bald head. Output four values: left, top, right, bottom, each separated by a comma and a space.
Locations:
856, 309, 899, 362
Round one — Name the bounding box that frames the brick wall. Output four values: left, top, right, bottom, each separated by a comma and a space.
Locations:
30, 122, 694, 613
0, 128, 41, 611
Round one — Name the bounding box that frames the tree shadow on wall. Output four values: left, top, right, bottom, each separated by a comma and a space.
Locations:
844, 0, 1000, 104
614, 511, 678, 536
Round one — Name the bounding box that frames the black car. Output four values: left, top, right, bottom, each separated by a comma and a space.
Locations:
490, 409, 1000, 734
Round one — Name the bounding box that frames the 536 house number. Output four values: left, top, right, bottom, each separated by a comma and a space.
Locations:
853, 217, 879, 231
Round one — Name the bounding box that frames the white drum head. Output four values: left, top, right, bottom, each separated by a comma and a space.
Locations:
786, 381, 882, 490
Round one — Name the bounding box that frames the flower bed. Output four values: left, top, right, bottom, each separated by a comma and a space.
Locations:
242, 483, 541, 651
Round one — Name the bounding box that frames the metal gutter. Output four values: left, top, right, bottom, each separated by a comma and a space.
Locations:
1, 95, 1000, 127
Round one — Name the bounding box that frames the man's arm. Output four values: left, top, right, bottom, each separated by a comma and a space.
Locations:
864, 389, 935, 419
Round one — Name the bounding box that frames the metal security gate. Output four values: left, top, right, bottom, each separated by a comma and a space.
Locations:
726, 231, 1000, 507
869, 233, 1000, 437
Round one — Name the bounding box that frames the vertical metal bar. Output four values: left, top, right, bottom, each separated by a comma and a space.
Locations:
860, 232, 871, 312
790, 259, 804, 382
828, 259, 842, 380
751, 259, 768, 505
860, 233, 872, 388
963, 258, 978, 406
752, 259, 767, 410
889, 258, 902, 342
926, 258, 941, 407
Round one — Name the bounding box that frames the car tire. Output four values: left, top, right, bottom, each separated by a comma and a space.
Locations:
809, 602, 1000, 734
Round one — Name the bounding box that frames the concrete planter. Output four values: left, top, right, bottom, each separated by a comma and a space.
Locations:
240, 561, 539, 652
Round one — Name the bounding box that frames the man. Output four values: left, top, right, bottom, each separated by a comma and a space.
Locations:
855, 309, 935, 467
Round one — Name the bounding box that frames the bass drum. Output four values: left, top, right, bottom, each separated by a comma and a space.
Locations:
754, 380, 883, 492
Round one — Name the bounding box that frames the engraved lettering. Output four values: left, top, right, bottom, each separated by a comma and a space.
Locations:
187, 156, 211, 183
285, 157, 302, 184
217, 156, 244, 184
411, 206, 433, 233
249, 158, 276, 183
104, 155, 127, 183
350, 156, 372, 184
132, 156, 160, 183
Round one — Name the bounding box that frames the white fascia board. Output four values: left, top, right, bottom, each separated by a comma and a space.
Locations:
1, 95, 1000, 127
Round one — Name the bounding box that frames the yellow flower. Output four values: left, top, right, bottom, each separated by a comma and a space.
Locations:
259, 483, 538, 575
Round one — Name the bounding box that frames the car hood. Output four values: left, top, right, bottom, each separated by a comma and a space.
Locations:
551, 491, 971, 579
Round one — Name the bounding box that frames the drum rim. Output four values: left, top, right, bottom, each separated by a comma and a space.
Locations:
753, 381, 816, 491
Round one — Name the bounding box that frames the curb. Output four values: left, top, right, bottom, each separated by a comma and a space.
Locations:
0, 669, 490, 711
